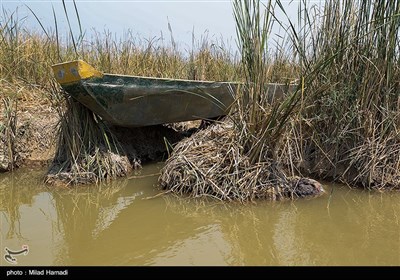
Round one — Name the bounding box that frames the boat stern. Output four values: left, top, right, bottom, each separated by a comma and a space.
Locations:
52, 60, 103, 85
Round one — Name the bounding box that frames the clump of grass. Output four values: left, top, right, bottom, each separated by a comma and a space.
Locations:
160, 122, 323, 201
45, 85, 134, 185
284, 0, 400, 190
232, 0, 302, 164
160, 0, 324, 201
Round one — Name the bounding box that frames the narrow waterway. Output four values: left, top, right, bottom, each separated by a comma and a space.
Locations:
1, 163, 399, 266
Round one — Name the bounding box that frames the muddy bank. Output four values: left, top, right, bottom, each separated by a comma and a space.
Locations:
0, 100, 57, 172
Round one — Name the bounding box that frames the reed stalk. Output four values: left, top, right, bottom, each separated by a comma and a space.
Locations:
233, 0, 302, 164
159, 0, 324, 201
283, 0, 400, 189
45, 84, 131, 185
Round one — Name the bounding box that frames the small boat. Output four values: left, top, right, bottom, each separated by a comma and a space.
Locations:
52, 60, 237, 127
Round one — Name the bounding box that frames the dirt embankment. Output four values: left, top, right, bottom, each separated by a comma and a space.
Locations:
0, 90, 57, 172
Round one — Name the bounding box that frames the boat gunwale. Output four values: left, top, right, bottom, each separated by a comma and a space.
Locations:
102, 73, 241, 85
90, 74, 298, 89
52, 60, 296, 87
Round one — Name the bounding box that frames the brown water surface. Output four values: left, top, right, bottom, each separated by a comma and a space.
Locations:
1, 163, 399, 266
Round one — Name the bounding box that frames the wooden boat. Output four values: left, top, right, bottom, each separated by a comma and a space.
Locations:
52, 60, 237, 127
52, 60, 297, 127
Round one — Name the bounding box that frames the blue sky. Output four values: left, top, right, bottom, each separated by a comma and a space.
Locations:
1, 1, 305, 50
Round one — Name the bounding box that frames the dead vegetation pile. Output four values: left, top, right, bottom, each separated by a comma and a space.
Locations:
160, 122, 323, 201
44, 93, 132, 186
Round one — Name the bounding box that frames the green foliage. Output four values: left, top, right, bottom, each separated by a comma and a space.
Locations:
285, 0, 400, 189
233, 0, 301, 164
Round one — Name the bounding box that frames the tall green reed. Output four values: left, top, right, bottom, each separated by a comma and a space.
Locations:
233, 0, 301, 164
284, 0, 400, 189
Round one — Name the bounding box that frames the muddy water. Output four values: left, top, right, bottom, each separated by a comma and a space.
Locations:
1, 164, 399, 266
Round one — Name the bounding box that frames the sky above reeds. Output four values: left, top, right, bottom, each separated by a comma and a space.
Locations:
1, 0, 301, 49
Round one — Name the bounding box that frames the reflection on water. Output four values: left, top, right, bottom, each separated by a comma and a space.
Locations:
1, 164, 399, 266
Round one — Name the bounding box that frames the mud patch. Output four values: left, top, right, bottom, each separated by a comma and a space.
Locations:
0, 101, 56, 172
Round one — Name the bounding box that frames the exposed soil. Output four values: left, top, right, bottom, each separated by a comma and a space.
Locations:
0, 89, 58, 172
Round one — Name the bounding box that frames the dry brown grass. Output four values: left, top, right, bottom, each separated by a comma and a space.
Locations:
44, 88, 132, 186
159, 122, 324, 201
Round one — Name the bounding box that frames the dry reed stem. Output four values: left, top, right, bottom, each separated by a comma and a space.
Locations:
159, 122, 324, 202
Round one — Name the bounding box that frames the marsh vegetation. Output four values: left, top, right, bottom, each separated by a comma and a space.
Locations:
1, 0, 400, 199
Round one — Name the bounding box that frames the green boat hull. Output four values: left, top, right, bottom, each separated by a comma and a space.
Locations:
52, 60, 297, 128
62, 74, 236, 127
